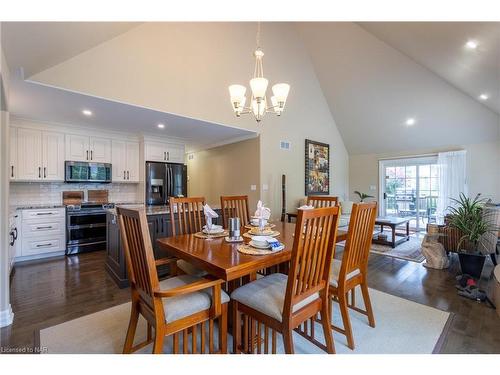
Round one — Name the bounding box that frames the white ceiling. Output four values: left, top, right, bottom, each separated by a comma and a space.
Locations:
1, 22, 141, 77
9, 70, 256, 152
2, 21, 498, 156
359, 22, 500, 114
297, 22, 499, 155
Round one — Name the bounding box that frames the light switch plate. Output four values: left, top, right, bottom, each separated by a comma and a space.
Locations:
262, 184, 269, 191
250, 185, 257, 191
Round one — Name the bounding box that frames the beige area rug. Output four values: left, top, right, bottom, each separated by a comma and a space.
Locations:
338, 233, 425, 263
40, 288, 450, 354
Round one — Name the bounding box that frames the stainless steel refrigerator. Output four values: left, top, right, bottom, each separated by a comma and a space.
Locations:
145, 162, 187, 205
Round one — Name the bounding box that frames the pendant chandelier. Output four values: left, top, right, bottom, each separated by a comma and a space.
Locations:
228, 23, 290, 122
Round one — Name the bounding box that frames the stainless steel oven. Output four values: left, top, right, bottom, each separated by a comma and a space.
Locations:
66, 203, 114, 255
65, 161, 112, 183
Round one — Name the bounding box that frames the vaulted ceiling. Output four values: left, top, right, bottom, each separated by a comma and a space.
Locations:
2, 21, 499, 155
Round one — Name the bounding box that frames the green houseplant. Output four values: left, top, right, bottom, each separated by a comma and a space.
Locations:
354, 191, 374, 202
447, 193, 495, 278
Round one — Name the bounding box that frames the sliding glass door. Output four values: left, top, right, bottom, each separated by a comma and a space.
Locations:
379, 156, 439, 231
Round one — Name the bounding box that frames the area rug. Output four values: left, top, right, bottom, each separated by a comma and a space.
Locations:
337, 233, 425, 263
39, 288, 450, 354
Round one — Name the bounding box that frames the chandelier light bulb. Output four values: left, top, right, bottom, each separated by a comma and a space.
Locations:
272, 83, 290, 106
249, 77, 269, 100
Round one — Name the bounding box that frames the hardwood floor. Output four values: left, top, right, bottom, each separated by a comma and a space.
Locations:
1, 248, 499, 353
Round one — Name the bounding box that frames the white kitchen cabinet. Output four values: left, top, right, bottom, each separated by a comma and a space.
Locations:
9, 127, 17, 180
145, 141, 185, 163
17, 207, 66, 260
15, 128, 65, 182
112, 140, 140, 182
66, 134, 111, 163
65, 134, 89, 162
90, 136, 111, 163
42, 131, 65, 181
16, 128, 43, 180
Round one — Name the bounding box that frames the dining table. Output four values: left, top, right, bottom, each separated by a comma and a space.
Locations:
157, 221, 347, 282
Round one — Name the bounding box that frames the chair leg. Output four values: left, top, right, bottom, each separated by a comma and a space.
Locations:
282, 329, 295, 354
219, 304, 228, 354
232, 301, 241, 354
320, 300, 336, 354
338, 292, 355, 350
123, 304, 139, 354
360, 282, 375, 328
152, 328, 165, 354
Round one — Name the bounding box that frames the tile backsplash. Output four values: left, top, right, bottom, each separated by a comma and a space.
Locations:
10, 182, 141, 206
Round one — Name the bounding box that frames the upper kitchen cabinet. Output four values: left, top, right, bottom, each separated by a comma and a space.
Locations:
10, 127, 17, 180
15, 128, 65, 181
66, 134, 111, 163
112, 140, 140, 182
144, 141, 185, 164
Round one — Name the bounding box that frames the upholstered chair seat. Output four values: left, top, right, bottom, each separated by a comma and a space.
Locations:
160, 275, 230, 323
329, 259, 360, 288
231, 273, 319, 322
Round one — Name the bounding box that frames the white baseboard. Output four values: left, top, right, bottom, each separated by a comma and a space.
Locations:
0, 305, 14, 327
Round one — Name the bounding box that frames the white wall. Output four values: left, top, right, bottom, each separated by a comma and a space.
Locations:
349, 140, 500, 205
29, 22, 349, 218
0, 39, 14, 327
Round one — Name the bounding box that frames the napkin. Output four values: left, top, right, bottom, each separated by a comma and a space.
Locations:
203, 204, 219, 228
254, 200, 271, 220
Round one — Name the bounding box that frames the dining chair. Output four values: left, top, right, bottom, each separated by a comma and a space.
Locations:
328, 202, 377, 350
307, 195, 338, 208
169, 196, 208, 277
220, 195, 251, 228
231, 206, 340, 354
117, 206, 229, 354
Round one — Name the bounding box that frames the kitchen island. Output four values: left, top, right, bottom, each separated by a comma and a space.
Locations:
105, 204, 222, 288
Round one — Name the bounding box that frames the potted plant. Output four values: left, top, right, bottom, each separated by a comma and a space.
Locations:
447, 193, 495, 278
354, 191, 374, 202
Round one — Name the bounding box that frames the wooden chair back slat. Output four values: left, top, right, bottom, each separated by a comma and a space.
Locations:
170, 197, 206, 235
306, 196, 338, 209
339, 202, 377, 279
117, 207, 160, 309
284, 207, 339, 313
220, 195, 250, 228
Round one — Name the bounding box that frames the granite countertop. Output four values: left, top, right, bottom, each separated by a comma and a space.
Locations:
11, 204, 65, 211
106, 204, 171, 216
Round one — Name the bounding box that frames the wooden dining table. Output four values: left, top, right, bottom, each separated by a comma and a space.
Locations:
157, 221, 347, 282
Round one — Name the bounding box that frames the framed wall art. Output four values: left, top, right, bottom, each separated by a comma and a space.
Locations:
305, 139, 330, 195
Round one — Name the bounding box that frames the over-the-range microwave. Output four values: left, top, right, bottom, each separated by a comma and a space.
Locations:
65, 161, 112, 183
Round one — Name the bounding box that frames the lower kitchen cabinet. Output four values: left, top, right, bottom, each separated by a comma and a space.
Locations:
106, 212, 174, 288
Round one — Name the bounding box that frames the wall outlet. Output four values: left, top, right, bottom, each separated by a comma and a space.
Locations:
250, 185, 257, 191
188, 154, 194, 160
262, 184, 269, 191
369, 185, 376, 191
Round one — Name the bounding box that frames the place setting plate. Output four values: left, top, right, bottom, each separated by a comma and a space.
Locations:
237, 236, 285, 255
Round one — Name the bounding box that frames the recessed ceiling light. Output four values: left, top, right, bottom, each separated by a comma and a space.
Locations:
157, 123, 165, 129
465, 40, 478, 50
82, 109, 93, 116
405, 118, 416, 126
479, 93, 489, 101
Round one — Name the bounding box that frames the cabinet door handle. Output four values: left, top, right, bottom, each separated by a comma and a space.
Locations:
164, 151, 166, 161
127, 171, 129, 180
123, 170, 126, 180
13, 228, 18, 240
36, 212, 54, 216
36, 226, 53, 230
9, 233, 15, 246
38, 167, 41, 178
86, 150, 89, 160
167, 151, 169, 161
43, 167, 46, 178
36, 243, 53, 248
11, 166, 14, 178
91, 150, 93, 160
